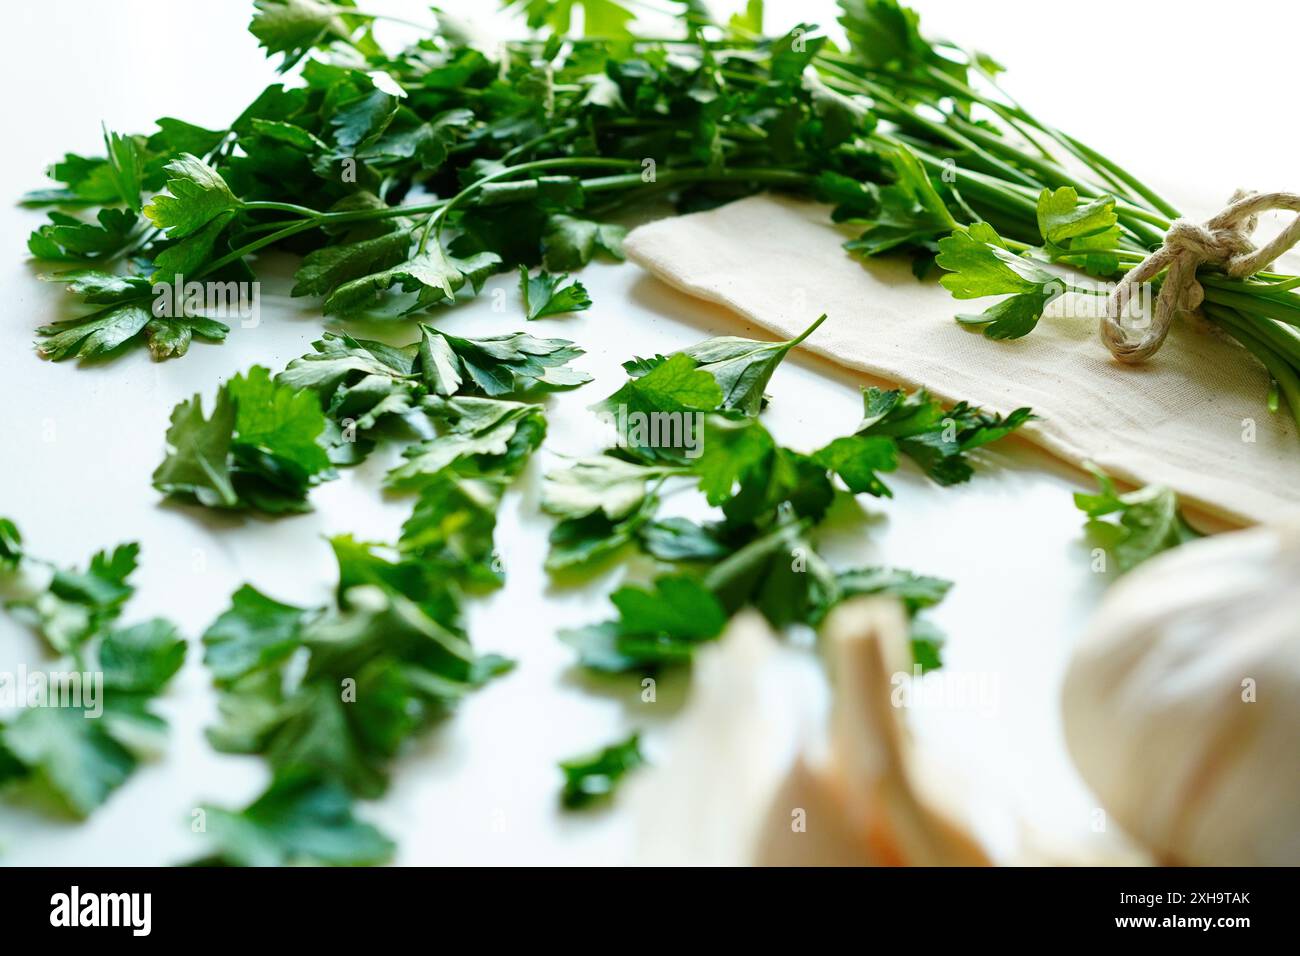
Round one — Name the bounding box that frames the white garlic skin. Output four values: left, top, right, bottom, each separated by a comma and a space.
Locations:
1062, 522, 1300, 866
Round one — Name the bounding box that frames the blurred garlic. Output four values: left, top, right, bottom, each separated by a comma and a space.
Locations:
1062, 521, 1300, 866
632, 611, 818, 866
632, 599, 991, 866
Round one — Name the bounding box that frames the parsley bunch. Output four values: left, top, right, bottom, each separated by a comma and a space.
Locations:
25, 0, 1300, 429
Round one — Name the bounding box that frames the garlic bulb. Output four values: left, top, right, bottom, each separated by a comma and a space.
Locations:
631, 599, 991, 866
1062, 521, 1300, 866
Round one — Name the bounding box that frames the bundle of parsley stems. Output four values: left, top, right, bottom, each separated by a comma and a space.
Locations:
24, 0, 1300, 429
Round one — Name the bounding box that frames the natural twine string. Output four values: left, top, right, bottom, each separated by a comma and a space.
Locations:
1102, 191, 1300, 363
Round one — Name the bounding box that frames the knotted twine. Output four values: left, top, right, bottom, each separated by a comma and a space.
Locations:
1103, 191, 1300, 363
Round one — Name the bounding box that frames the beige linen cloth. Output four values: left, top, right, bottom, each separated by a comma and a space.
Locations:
625, 194, 1300, 526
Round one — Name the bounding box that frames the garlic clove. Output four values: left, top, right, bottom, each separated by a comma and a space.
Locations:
764, 597, 991, 867
632, 598, 994, 866
630, 610, 821, 866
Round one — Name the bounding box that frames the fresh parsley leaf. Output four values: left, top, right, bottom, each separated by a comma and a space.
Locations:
28, 207, 139, 261
23, 151, 126, 207
636, 517, 733, 562
1036, 186, 1121, 277
36, 302, 154, 362
560, 574, 726, 672
399, 472, 506, 588
546, 494, 660, 574
153, 366, 335, 513
954, 288, 1055, 340
937, 222, 1052, 297
384, 396, 546, 489
190, 771, 394, 866
702, 513, 835, 628
519, 267, 592, 320
0, 522, 185, 818
202, 538, 511, 799
417, 325, 591, 396
937, 222, 1062, 339
0, 707, 135, 819
281, 327, 586, 468
203, 584, 312, 685
3, 536, 140, 656
812, 433, 899, 496
323, 246, 500, 316
607, 315, 825, 421
675, 314, 826, 417
599, 352, 723, 415
541, 214, 627, 271
292, 229, 412, 298
560, 733, 644, 808
250, 0, 365, 73
848, 386, 1033, 488
98, 618, 187, 694
102, 127, 144, 213
143, 154, 242, 239
542, 455, 687, 521
1074, 466, 1201, 572
842, 142, 957, 256
696, 416, 834, 524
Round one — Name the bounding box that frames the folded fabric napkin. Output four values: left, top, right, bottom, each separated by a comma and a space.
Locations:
625, 194, 1300, 526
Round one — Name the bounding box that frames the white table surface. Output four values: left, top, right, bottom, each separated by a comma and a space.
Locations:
0, 0, 1288, 865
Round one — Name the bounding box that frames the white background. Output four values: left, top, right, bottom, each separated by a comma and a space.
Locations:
0, 0, 1288, 865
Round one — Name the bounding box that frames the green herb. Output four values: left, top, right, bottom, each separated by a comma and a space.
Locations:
561, 574, 727, 672
1075, 466, 1202, 572
559, 733, 645, 809
552, 313, 1022, 667
519, 267, 592, 320
542, 214, 626, 271
937, 223, 1063, 340
0, 520, 185, 818
812, 566, 953, 671
279, 326, 588, 466
542, 456, 686, 524
26, 0, 1300, 425
385, 396, 546, 489
399, 472, 506, 589
545, 494, 661, 574
201, 535, 512, 800
153, 366, 335, 513
838, 386, 1035, 488
416, 325, 590, 396
189, 770, 395, 867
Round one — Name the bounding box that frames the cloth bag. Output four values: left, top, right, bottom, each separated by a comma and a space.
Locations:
625, 194, 1300, 526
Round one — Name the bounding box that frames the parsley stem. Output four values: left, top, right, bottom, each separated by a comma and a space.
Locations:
241, 200, 328, 219
500, 124, 579, 163
350, 12, 435, 32
1204, 305, 1300, 425
1203, 287, 1300, 328
415, 157, 643, 254
197, 220, 320, 279
786, 313, 829, 348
